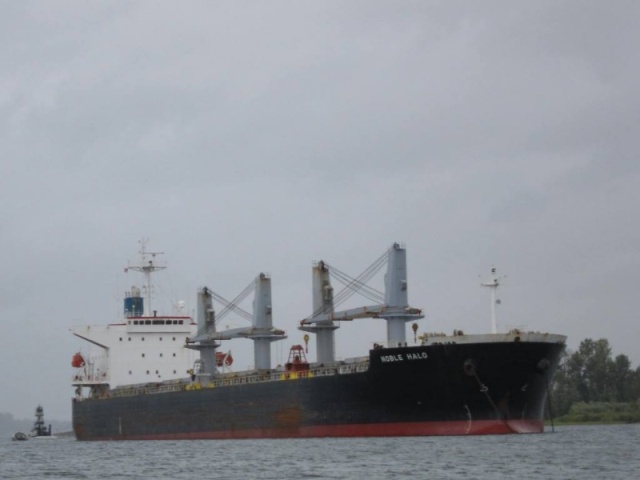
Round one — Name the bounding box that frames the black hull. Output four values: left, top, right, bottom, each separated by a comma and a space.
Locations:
73, 341, 564, 440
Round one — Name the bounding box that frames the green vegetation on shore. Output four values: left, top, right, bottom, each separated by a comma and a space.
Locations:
554, 401, 640, 424
550, 338, 640, 424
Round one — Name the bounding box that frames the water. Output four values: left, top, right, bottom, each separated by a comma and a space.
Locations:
1, 425, 638, 479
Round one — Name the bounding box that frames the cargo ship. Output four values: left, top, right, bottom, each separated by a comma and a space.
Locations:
71, 241, 565, 440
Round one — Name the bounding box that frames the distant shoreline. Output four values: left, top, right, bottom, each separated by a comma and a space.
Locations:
547, 420, 639, 426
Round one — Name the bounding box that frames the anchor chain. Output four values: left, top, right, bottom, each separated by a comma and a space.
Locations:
464, 360, 515, 433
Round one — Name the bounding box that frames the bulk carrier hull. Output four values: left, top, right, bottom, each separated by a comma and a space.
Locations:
73, 336, 565, 440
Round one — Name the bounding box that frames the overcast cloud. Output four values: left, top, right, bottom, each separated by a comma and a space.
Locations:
1, 1, 639, 420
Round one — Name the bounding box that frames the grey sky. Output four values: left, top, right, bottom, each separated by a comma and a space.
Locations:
1, 1, 639, 420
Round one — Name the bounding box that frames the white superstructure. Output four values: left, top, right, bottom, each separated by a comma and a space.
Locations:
71, 316, 197, 388
71, 240, 198, 393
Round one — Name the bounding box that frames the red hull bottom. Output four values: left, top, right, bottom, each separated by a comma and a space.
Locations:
92, 419, 544, 441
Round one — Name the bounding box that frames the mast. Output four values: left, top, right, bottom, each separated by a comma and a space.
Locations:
299, 261, 339, 363
382, 243, 413, 346
125, 238, 166, 316
185, 286, 220, 378
246, 273, 286, 370
481, 266, 501, 334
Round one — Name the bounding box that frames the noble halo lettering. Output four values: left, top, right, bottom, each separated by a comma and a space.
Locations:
380, 352, 428, 363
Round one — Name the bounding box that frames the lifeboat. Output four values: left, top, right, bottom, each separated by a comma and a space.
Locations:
216, 351, 233, 367
71, 352, 85, 368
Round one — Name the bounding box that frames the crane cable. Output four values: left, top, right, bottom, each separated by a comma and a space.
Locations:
306, 246, 389, 320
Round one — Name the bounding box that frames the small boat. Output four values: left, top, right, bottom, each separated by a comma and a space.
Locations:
12, 432, 28, 441
28, 405, 55, 439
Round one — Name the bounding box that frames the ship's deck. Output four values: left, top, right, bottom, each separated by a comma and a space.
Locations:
78, 356, 371, 400
75, 331, 565, 401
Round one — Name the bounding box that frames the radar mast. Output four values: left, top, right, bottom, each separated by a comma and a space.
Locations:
125, 238, 166, 316
481, 266, 503, 334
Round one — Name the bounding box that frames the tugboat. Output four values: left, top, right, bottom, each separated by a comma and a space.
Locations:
28, 405, 54, 439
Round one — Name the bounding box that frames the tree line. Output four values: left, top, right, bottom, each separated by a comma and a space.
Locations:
550, 338, 640, 423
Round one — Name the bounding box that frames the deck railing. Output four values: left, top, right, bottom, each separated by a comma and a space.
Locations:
76, 358, 370, 400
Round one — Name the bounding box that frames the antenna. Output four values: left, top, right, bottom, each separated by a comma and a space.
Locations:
125, 238, 166, 316
481, 266, 504, 334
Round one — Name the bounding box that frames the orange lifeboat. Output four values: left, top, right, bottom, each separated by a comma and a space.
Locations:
71, 352, 85, 368
216, 351, 233, 367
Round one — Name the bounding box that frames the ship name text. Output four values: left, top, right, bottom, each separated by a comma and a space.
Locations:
379, 352, 428, 363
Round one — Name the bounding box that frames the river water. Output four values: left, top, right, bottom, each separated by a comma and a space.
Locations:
1, 425, 638, 479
